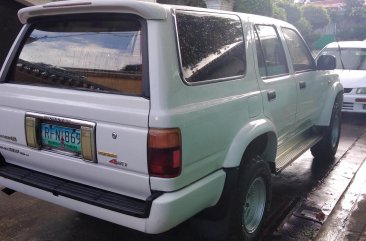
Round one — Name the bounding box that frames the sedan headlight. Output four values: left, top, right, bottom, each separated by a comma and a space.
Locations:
356, 88, 366, 94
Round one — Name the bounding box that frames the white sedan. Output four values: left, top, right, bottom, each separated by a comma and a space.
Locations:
318, 41, 366, 113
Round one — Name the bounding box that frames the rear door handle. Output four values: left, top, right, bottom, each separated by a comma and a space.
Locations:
267, 90, 276, 101
299, 81, 306, 89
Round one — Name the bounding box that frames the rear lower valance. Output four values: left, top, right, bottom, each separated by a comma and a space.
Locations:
0, 162, 161, 218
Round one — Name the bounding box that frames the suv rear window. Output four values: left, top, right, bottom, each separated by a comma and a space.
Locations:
9, 16, 144, 96
175, 10, 246, 83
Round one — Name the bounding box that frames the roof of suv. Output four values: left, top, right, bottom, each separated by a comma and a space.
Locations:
18, 0, 292, 28
18, 0, 169, 23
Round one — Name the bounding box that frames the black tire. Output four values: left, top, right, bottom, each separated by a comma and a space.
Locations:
311, 94, 342, 160
230, 156, 272, 241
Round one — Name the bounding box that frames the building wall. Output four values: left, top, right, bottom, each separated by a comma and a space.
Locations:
0, 0, 24, 68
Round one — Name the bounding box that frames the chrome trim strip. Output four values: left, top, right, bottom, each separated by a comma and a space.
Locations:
25, 112, 96, 162
26, 112, 95, 128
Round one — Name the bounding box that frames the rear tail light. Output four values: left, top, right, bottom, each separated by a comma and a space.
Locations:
25, 116, 39, 149
148, 128, 181, 178
81, 126, 96, 163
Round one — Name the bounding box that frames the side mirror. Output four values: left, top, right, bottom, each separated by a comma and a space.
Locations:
317, 55, 336, 70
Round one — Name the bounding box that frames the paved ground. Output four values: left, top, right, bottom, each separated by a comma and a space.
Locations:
315, 147, 366, 241
268, 128, 366, 241
1, 112, 366, 241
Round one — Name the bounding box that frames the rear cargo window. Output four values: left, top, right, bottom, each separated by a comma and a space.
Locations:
9, 16, 144, 96
175, 10, 246, 83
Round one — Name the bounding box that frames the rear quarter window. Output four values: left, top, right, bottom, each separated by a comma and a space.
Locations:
8, 15, 145, 96
175, 10, 246, 83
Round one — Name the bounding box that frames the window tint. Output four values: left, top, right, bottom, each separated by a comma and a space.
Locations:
175, 11, 246, 83
282, 28, 315, 72
254, 25, 288, 78
10, 16, 144, 96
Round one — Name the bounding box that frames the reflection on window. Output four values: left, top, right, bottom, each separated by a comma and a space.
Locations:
320, 48, 366, 70
10, 17, 143, 96
282, 28, 314, 72
175, 11, 246, 83
255, 25, 288, 78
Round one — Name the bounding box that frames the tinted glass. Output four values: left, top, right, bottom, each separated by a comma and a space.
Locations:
255, 25, 288, 78
10, 17, 143, 95
319, 48, 366, 70
175, 11, 246, 83
282, 28, 315, 72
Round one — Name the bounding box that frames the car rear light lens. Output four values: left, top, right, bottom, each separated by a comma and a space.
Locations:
148, 128, 181, 178
25, 117, 39, 149
81, 126, 96, 163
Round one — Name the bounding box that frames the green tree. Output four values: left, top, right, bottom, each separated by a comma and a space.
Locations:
294, 18, 321, 45
276, 2, 301, 23
344, 0, 365, 9
157, 0, 206, 7
328, 8, 343, 24
302, 5, 330, 30
294, 18, 312, 39
344, 0, 366, 21
272, 5, 287, 20
234, 0, 273, 17
333, 0, 366, 40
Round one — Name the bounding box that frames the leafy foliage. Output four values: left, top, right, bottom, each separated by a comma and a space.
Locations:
234, 0, 273, 17
276, 2, 301, 22
302, 5, 330, 29
294, 18, 312, 40
344, 0, 365, 9
329, 0, 366, 40
157, 0, 207, 7
272, 5, 286, 20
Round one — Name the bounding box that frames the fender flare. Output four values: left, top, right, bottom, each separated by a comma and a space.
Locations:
223, 118, 277, 168
316, 81, 343, 126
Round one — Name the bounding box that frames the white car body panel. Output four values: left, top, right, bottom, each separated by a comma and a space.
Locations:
0, 84, 151, 200
336, 70, 366, 89
0, 168, 225, 234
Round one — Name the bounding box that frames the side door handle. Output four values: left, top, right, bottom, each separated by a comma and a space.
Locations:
299, 81, 306, 89
267, 90, 276, 101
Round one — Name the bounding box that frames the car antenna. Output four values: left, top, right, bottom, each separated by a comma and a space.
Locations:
334, 24, 345, 69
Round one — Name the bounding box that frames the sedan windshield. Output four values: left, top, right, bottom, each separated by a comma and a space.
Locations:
319, 48, 366, 70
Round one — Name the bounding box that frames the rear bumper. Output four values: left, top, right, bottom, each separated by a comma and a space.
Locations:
0, 162, 225, 234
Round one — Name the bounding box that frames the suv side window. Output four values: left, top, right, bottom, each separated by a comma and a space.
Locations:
282, 28, 315, 72
254, 25, 289, 78
175, 10, 246, 83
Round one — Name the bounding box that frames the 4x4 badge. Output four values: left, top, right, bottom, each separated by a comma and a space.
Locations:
109, 159, 127, 167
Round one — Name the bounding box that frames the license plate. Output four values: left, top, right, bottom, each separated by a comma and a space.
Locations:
41, 123, 81, 154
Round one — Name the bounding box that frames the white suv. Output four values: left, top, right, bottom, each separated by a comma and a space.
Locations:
0, 1, 342, 240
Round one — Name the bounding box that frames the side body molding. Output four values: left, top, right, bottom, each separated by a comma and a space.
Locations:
223, 118, 277, 168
